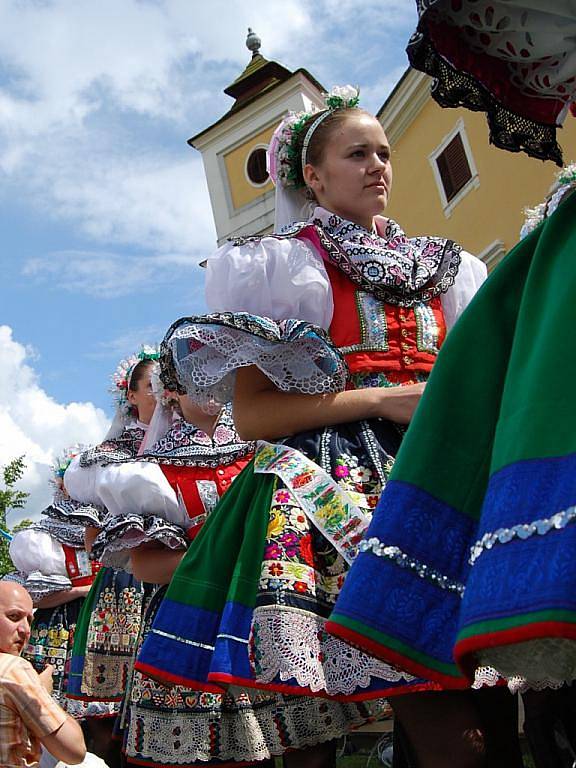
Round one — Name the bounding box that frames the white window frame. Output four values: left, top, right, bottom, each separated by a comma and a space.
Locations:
428, 118, 479, 219
244, 143, 270, 188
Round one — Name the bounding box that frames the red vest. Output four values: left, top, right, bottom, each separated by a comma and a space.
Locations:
62, 545, 101, 586
161, 457, 252, 541
323, 260, 447, 381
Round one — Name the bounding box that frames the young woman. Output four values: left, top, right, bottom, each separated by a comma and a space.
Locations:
132, 90, 522, 767
63, 350, 158, 768
66, 336, 279, 767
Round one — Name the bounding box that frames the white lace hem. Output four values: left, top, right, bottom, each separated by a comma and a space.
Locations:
250, 606, 414, 696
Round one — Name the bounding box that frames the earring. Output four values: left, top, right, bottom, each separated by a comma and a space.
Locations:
305, 186, 316, 202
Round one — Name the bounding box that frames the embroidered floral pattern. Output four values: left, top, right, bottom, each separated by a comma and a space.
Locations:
79, 425, 146, 468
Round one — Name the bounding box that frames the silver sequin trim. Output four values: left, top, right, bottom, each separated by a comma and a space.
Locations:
216, 633, 249, 645
149, 628, 215, 651
469, 506, 576, 565
359, 537, 465, 596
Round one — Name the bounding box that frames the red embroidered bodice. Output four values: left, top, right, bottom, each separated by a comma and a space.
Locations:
323, 260, 447, 381
62, 545, 101, 586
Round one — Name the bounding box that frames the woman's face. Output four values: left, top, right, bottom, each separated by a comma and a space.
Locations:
127, 365, 155, 425
304, 113, 392, 230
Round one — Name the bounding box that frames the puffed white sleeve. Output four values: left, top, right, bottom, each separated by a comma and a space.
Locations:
9, 529, 67, 577
65, 457, 189, 529
205, 236, 334, 330
441, 250, 487, 331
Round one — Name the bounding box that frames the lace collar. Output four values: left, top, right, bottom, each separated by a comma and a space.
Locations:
33, 515, 86, 548
279, 206, 462, 307
79, 424, 147, 468
139, 404, 254, 467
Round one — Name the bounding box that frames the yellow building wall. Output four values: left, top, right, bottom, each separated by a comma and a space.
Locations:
223, 126, 275, 210
383, 99, 576, 260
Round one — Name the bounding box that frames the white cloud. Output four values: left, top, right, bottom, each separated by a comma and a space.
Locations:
0, 326, 110, 524
23, 248, 204, 299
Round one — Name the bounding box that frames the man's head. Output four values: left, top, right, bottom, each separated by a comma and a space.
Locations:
0, 581, 33, 655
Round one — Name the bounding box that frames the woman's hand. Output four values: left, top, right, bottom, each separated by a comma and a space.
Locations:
372, 382, 426, 424
234, 365, 426, 440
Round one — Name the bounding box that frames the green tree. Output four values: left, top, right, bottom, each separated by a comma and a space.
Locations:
0, 456, 31, 578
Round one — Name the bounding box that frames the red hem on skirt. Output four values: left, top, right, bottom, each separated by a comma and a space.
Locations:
133, 660, 225, 693
124, 756, 261, 768
208, 670, 439, 701
325, 620, 464, 691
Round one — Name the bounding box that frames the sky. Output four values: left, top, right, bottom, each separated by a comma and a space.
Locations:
0, 0, 418, 522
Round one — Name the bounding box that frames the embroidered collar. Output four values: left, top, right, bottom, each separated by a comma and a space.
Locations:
139, 404, 254, 467
33, 515, 86, 548
79, 424, 147, 468
272, 206, 462, 307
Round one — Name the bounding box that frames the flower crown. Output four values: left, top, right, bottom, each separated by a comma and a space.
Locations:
267, 85, 360, 190
51, 444, 87, 488
111, 345, 160, 415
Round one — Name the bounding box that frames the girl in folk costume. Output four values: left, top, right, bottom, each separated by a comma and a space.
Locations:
8, 447, 109, 722
67, 336, 276, 767
63, 349, 158, 767
134, 89, 519, 767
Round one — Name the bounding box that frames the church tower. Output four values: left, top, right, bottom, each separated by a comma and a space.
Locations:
190, 30, 324, 245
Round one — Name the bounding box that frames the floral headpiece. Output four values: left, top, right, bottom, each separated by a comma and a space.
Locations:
51, 444, 87, 488
267, 85, 360, 190
111, 345, 160, 415
521, 161, 576, 238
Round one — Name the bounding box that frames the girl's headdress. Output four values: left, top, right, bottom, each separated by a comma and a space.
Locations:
111, 345, 160, 417
51, 444, 87, 490
520, 162, 576, 239
266, 85, 360, 230
104, 345, 160, 441
267, 85, 360, 191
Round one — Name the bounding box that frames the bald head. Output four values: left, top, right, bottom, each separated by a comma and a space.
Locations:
0, 581, 33, 655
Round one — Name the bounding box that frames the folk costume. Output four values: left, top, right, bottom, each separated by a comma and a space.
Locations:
65, 349, 159, 706
134, 89, 486, 757
9, 500, 106, 718
407, 0, 576, 165
327, 169, 576, 691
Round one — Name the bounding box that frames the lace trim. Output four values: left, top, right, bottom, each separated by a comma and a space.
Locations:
161, 314, 347, 411
125, 685, 388, 764
249, 606, 414, 695
359, 537, 465, 596
32, 515, 86, 548
407, 21, 563, 166
42, 497, 105, 528
92, 514, 188, 567
469, 505, 576, 565
478, 638, 576, 688
140, 406, 254, 466
79, 425, 146, 467
472, 665, 565, 695
24, 572, 73, 602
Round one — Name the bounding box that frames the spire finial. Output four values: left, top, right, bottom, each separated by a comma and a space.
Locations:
246, 27, 261, 57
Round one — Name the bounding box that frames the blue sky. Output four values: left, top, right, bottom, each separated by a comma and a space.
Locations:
0, 0, 417, 519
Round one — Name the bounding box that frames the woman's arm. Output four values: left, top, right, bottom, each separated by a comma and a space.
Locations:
234, 365, 424, 441
34, 585, 91, 609
130, 542, 186, 585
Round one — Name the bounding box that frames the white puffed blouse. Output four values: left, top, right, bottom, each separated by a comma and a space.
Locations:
10, 528, 68, 577
64, 456, 190, 530
205, 235, 487, 331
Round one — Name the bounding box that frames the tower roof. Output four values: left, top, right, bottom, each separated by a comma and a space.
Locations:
223, 28, 292, 110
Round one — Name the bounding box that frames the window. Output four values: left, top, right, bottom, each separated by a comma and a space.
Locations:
245, 147, 269, 186
429, 119, 479, 217
436, 133, 472, 202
